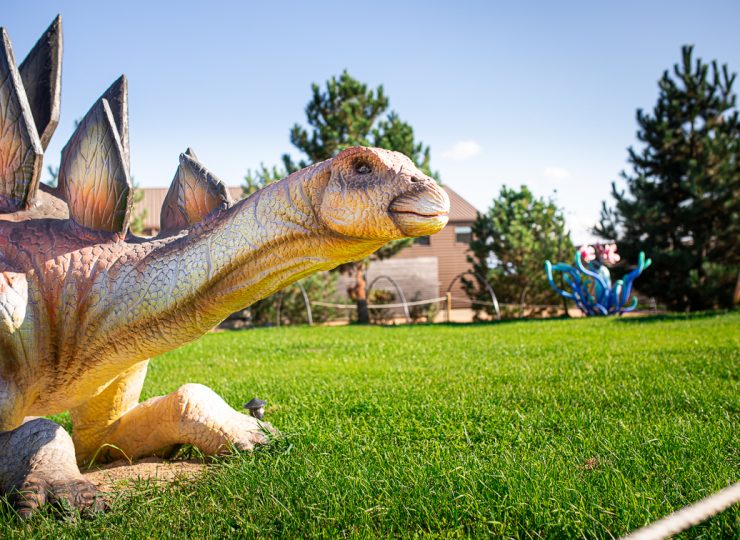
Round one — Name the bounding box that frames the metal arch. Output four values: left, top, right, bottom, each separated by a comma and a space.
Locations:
274, 282, 313, 327
446, 271, 500, 320
366, 275, 411, 324
274, 290, 284, 327
297, 282, 313, 326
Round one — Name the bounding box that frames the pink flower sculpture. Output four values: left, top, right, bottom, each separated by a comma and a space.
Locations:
602, 243, 621, 265
579, 244, 596, 263
545, 246, 652, 316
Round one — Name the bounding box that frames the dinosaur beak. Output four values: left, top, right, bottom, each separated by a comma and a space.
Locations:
389, 181, 450, 237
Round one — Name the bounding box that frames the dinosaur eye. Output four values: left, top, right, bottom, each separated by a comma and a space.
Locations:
355, 161, 372, 175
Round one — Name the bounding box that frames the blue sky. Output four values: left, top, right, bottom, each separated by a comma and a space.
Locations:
4, 1, 739, 241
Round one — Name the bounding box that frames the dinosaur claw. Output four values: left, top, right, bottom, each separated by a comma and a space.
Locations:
10, 475, 106, 520
251, 431, 268, 445
81, 493, 109, 517
11, 476, 50, 520
50, 478, 104, 513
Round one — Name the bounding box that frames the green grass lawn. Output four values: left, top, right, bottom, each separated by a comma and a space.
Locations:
2, 312, 738, 538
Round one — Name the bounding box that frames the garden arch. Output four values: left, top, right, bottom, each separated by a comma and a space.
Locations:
275, 282, 313, 326
446, 271, 500, 320
366, 275, 411, 324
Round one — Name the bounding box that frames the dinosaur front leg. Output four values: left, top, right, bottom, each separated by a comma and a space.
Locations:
73, 369, 274, 464
0, 419, 105, 519
97, 384, 274, 461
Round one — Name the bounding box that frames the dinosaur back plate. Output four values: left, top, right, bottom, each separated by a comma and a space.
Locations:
0, 28, 44, 213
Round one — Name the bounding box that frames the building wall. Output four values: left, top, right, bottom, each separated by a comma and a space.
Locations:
395, 221, 473, 308
336, 257, 440, 315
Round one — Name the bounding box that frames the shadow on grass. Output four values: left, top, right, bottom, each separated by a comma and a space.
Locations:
226, 309, 736, 332
379, 315, 575, 330
612, 309, 735, 324
375, 309, 737, 329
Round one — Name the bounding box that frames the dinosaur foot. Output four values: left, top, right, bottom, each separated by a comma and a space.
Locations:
191, 402, 277, 454
169, 384, 279, 454
11, 475, 107, 520
226, 416, 276, 452
0, 418, 108, 520
90, 384, 278, 462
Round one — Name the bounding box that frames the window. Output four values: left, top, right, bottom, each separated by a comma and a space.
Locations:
414, 236, 431, 246
455, 226, 472, 244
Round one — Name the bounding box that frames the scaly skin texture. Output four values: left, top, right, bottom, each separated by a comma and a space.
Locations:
0, 146, 450, 517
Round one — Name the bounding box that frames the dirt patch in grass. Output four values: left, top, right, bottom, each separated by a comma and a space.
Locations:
82, 457, 206, 492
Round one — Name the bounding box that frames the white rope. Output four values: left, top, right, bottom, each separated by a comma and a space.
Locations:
309, 302, 357, 309
449, 297, 560, 309
311, 297, 447, 310
620, 482, 740, 540
312, 296, 562, 310
450, 297, 498, 307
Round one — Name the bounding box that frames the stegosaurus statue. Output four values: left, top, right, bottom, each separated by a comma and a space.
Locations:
0, 17, 449, 517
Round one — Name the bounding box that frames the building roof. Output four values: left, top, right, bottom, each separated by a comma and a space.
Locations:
443, 185, 478, 223
134, 184, 477, 231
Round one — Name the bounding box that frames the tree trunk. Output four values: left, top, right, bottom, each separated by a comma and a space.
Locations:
356, 299, 369, 324
349, 262, 370, 324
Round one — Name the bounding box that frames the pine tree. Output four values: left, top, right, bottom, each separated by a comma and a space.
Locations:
595, 46, 740, 310
283, 71, 388, 171
44, 164, 59, 187
372, 112, 436, 178
242, 164, 285, 197
465, 186, 572, 319
283, 70, 439, 323
127, 178, 148, 236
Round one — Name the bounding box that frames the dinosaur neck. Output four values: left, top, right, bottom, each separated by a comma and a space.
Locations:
103, 164, 381, 357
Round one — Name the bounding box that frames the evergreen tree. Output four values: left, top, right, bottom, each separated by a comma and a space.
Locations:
465, 185, 572, 319
242, 164, 285, 197
44, 164, 59, 188
127, 178, 148, 236
595, 46, 739, 310
372, 112, 437, 179
282, 70, 439, 323
283, 70, 388, 171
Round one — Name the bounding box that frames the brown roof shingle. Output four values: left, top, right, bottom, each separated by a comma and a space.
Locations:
443, 185, 478, 223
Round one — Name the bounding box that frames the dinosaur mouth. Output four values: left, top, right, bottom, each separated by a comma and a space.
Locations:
391, 209, 449, 219
389, 187, 450, 237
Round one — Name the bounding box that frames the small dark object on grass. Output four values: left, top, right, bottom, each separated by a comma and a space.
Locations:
243, 398, 267, 420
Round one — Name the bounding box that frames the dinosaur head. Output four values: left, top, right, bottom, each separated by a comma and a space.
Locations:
318, 147, 450, 240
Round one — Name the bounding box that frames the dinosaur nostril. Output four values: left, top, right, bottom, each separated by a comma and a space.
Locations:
410, 177, 422, 183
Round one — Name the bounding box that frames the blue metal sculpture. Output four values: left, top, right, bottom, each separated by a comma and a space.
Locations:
545, 244, 651, 316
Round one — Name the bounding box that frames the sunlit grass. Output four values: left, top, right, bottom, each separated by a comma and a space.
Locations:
2, 312, 738, 538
